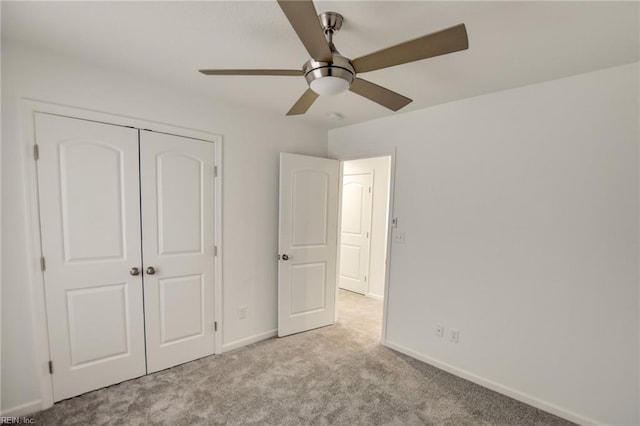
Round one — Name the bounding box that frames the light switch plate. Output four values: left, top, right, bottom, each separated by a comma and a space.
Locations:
393, 230, 405, 244
238, 305, 247, 319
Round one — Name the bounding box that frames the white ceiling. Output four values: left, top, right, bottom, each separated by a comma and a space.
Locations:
3, 1, 639, 129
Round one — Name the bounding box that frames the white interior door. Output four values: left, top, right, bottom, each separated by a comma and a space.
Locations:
339, 172, 373, 295
278, 153, 339, 337
35, 113, 146, 401
140, 131, 215, 373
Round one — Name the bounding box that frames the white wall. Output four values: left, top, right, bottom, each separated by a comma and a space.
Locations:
1, 40, 327, 414
343, 157, 390, 299
329, 63, 639, 426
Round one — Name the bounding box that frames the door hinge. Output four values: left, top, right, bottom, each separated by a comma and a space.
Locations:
34, 144, 40, 160
48, 361, 53, 374
40, 257, 46, 271
364, 275, 367, 283
369, 186, 371, 193
214, 166, 218, 177
366, 232, 369, 238
214, 321, 218, 332
214, 246, 218, 257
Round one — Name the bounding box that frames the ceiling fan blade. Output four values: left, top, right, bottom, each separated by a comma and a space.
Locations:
351, 24, 468, 74
349, 78, 412, 111
277, 0, 333, 63
286, 88, 319, 116
199, 69, 303, 76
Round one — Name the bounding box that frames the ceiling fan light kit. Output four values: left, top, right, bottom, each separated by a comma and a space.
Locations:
304, 55, 355, 96
199, 0, 469, 116
309, 75, 351, 95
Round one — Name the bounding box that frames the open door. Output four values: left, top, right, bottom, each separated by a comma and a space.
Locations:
278, 153, 340, 337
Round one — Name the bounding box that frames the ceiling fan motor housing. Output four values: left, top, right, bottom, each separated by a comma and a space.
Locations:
303, 54, 355, 94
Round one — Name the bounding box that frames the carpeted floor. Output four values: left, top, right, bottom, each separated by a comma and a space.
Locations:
32, 290, 574, 425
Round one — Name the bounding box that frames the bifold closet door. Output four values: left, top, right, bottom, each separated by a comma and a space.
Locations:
35, 113, 146, 401
139, 131, 215, 373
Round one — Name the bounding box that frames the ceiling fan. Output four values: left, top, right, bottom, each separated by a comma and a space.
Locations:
199, 0, 468, 116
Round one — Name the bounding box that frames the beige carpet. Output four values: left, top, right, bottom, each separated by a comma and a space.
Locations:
32, 290, 574, 425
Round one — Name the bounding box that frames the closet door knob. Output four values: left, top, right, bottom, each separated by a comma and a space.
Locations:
130, 267, 140, 276
146, 266, 156, 275
281, 254, 290, 261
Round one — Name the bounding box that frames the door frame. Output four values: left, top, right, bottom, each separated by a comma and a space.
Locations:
334, 149, 397, 345
19, 99, 224, 411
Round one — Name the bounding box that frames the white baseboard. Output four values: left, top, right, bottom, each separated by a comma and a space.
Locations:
366, 293, 384, 301
222, 329, 277, 353
1, 400, 43, 417
384, 341, 600, 426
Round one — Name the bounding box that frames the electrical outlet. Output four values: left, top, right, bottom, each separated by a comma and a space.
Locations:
238, 305, 247, 319
449, 328, 459, 343
435, 324, 444, 338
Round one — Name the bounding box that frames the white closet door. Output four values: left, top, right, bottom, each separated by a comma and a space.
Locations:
339, 172, 373, 295
140, 131, 215, 373
278, 153, 340, 337
35, 113, 146, 401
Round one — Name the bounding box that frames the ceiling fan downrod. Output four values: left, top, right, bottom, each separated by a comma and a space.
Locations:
319, 11, 343, 46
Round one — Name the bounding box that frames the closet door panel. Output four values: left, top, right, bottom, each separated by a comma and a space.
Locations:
140, 131, 215, 373
35, 113, 146, 401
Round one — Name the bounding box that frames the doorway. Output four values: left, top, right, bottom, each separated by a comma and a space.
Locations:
337, 156, 392, 338
277, 152, 394, 342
